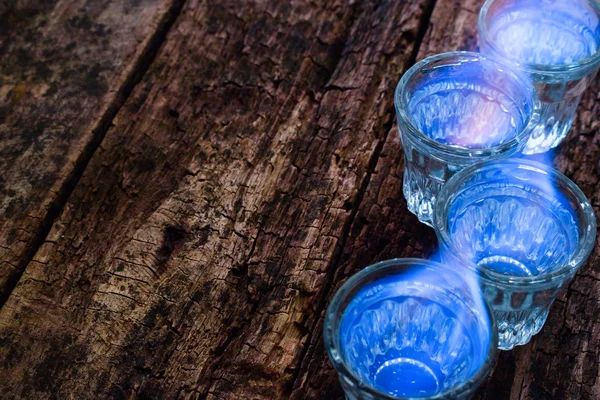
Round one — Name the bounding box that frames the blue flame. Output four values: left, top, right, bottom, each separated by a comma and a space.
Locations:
433, 154, 596, 349
444, 158, 580, 277
485, 0, 600, 66
339, 261, 493, 398
407, 55, 536, 150
479, 0, 600, 154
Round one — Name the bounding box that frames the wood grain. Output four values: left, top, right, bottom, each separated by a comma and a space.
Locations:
0, 0, 434, 398
0, 0, 183, 304
1, 0, 599, 398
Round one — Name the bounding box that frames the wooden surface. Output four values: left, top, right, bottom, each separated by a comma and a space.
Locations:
0, 0, 184, 304
0, 0, 598, 399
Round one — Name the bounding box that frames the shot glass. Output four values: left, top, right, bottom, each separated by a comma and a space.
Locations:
479, 0, 600, 154
434, 159, 597, 350
324, 259, 497, 399
395, 52, 539, 226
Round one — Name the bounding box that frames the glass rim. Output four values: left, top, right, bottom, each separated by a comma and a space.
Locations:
478, 0, 600, 75
394, 51, 539, 159
434, 159, 597, 287
323, 258, 498, 400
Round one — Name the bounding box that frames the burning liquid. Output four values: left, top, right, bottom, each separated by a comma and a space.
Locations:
438, 160, 586, 349
340, 271, 492, 398
480, 0, 600, 154
398, 53, 536, 224
410, 85, 523, 149
487, 4, 599, 66
447, 177, 579, 276
405, 55, 535, 150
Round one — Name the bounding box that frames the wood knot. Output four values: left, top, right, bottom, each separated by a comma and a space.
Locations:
155, 225, 188, 273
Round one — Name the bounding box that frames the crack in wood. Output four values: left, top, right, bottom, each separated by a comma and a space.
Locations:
0, 0, 187, 308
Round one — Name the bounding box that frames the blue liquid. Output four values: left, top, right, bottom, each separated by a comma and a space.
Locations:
447, 180, 579, 276
370, 348, 443, 397
340, 274, 491, 397
410, 86, 523, 149
407, 58, 534, 150
439, 161, 587, 349
489, 3, 599, 65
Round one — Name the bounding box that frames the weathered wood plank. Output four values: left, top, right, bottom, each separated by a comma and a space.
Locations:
292, 0, 600, 399
0, 0, 434, 398
0, 0, 183, 304
289, 131, 438, 400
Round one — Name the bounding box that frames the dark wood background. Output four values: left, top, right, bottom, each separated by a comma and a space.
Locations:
0, 0, 598, 398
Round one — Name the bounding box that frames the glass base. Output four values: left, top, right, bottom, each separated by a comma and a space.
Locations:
403, 163, 442, 226
523, 95, 581, 155
494, 307, 548, 350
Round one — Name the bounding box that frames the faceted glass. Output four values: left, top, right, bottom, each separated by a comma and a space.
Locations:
324, 259, 497, 399
395, 52, 538, 226
479, 0, 600, 154
434, 159, 597, 350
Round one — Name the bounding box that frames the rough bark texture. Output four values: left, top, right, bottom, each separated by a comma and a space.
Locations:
1, 0, 599, 399
0, 0, 183, 303
0, 0, 434, 398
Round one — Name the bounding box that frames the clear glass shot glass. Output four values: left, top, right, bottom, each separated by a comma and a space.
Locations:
479, 0, 600, 154
434, 159, 597, 350
324, 258, 497, 399
395, 52, 539, 226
